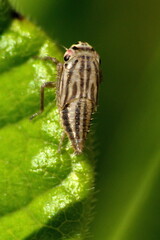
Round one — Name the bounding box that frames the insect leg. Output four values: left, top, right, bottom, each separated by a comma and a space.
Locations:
30, 81, 56, 120
34, 56, 59, 65
36, 57, 63, 82
58, 132, 66, 153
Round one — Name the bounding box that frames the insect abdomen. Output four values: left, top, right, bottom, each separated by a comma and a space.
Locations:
61, 98, 93, 154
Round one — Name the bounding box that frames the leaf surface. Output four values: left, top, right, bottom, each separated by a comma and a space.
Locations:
0, 4, 95, 240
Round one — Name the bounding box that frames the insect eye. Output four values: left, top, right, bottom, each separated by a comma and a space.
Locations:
64, 55, 70, 61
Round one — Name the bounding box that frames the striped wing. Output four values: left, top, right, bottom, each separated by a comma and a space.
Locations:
58, 56, 100, 109
61, 98, 93, 153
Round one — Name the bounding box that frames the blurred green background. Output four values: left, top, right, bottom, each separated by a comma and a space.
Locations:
9, 0, 160, 239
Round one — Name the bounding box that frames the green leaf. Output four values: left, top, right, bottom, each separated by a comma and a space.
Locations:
7, 1, 160, 240
0, 5, 95, 240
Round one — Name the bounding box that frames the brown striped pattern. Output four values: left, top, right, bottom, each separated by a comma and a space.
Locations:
58, 42, 101, 154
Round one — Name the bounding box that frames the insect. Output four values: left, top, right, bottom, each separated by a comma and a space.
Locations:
31, 41, 101, 154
